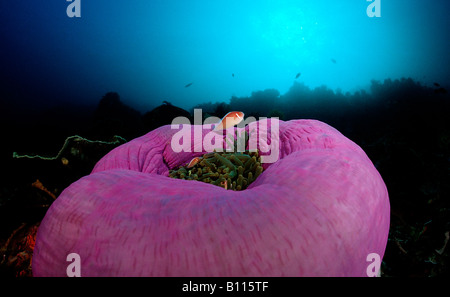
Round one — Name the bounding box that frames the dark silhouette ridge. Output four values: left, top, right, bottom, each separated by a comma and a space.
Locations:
143, 101, 193, 132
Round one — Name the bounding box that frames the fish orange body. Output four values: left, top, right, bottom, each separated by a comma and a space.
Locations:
187, 157, 202, 168
213, 111, 244, 131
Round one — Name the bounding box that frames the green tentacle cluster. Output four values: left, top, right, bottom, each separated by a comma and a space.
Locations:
169, 150, 263, 191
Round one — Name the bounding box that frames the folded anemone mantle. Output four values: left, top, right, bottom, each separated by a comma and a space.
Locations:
32, 119, 390, 276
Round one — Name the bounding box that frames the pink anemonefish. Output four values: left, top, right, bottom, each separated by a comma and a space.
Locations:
213, 111, 244, 131
187, 157, 202, 168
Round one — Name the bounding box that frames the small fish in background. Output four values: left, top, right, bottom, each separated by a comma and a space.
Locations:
232, 73, 235, 77
295, 72, 301, 79
331, 58, 337, 64
213, 111, 244, 131
433, 82, 447, 94
184, 82, 193, 88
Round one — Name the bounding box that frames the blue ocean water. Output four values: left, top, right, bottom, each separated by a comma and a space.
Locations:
0, 0, 448, 112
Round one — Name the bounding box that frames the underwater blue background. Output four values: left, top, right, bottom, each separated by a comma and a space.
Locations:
1, 0, 449, 111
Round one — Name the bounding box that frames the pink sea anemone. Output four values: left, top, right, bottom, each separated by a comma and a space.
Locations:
32, 119, 390, 276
